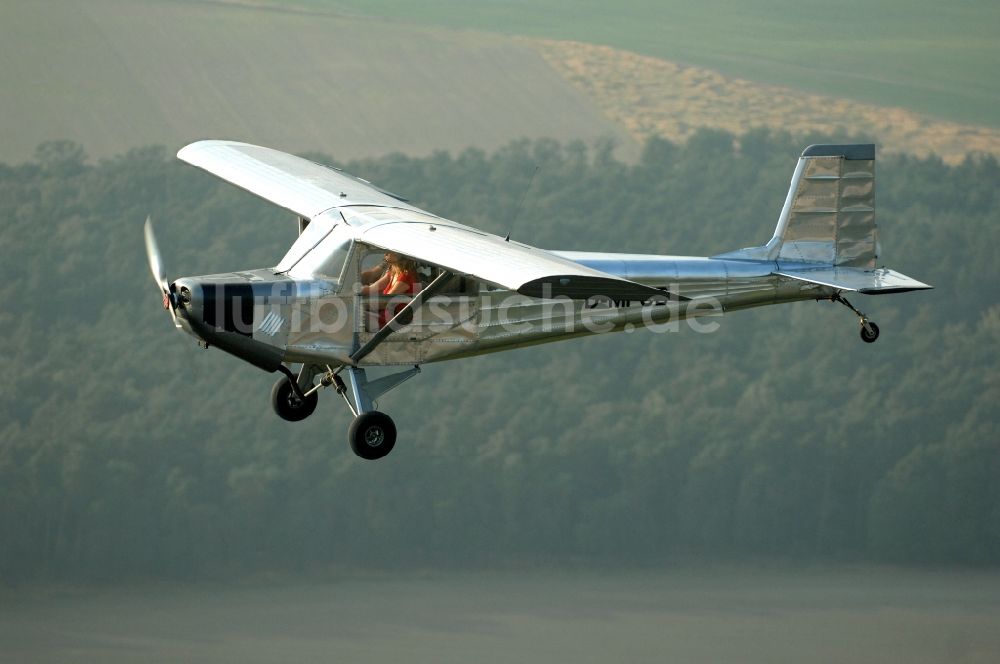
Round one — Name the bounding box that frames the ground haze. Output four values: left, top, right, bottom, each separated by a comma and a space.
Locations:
3, 569, 999, 663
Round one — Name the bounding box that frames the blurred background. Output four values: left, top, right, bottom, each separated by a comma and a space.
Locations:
1, 1, 998, 662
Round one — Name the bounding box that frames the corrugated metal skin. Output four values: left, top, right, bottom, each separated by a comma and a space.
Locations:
779, 155, 876, 268
837, 159, 878, 268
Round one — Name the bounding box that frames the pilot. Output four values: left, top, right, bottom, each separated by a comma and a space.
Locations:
361, 251, 420, 328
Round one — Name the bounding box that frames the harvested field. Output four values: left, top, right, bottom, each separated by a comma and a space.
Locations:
267, 0, 1000, 131
536, 40, 1000, 164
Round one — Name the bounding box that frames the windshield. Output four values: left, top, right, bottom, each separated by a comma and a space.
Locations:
287, 224, 353, 281
274, 215, 336, 273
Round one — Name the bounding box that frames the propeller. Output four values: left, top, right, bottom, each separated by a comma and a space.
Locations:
144, 216, 169, 291
144, 216, 178, 322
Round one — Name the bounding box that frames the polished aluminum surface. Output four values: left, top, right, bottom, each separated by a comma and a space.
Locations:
714, 146, 876, 268
774, 265, 930, 293
177, 140, 429, 219
358, 214, 664, 299
166, 141, 931, 371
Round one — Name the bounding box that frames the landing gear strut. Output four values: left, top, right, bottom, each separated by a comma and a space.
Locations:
269, 362, 420, 460
832, 292, 879, 343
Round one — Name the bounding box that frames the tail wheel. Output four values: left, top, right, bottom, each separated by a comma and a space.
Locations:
271, 376, 318, 421
349, 411, 397, 460
860, 321, 880, 343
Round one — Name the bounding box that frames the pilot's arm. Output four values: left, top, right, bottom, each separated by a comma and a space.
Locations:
361, 272, 389, 296
361, 263, 385, 285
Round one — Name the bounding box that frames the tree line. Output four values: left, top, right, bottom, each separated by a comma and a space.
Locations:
0, 129, 997, 584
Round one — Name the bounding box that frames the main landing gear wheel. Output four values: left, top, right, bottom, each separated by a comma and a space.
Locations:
860, 321, 880, 343
349, 411, 396, 460
271, 375, 318, 421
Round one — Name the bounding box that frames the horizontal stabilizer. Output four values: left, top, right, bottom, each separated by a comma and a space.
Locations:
776, 266, 932, 294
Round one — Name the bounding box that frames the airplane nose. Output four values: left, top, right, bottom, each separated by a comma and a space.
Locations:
168, 275, 285, 371
175, 282, 195, 310
170, 278, 201, 334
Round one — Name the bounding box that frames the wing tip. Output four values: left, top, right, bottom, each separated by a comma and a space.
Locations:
177, 139, 257, 160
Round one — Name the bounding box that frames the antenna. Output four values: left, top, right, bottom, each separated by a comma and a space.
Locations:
505, 165, 540, 242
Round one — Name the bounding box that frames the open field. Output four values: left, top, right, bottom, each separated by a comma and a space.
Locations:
4, 1, 999, 165
537, 40, 1000, 164
4, 569, 1000, 663
280, 0, 1000, 129
0, 0, 636, 163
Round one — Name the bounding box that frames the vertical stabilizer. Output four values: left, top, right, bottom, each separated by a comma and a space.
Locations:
716, 144, 878, 267
777, 144, 876, 267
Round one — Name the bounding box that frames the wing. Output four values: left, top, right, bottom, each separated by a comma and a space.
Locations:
177, 140, 427, 219
359, 217, 678, 301
179, 140, 676, 301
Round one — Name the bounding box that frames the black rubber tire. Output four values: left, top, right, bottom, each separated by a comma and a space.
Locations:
860, 321, 880, 343
270, 376, 318, 422
349, 411, 397, 460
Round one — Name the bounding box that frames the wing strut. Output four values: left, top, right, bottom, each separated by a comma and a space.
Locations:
349, 270, 454, 365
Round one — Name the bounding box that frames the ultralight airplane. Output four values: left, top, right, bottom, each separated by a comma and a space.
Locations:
145, 141, 931, 460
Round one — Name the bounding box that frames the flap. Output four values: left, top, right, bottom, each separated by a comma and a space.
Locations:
360, 221, 675, 301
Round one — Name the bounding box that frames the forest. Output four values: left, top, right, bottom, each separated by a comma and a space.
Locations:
1, 129, 997, 584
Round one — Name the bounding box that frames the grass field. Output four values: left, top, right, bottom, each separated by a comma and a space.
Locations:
0, 0, 636, 163
4, 0, 998, 165
281, 0, 1000, 129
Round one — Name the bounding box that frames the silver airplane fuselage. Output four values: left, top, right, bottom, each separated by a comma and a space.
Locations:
169, 237, 828, 372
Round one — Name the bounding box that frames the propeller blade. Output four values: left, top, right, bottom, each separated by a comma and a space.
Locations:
144, 216, 180, 327
144, 216, 169, 293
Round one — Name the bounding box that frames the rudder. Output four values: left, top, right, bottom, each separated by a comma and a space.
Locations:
717, 144, 879, 268
772, 144, 877, 267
